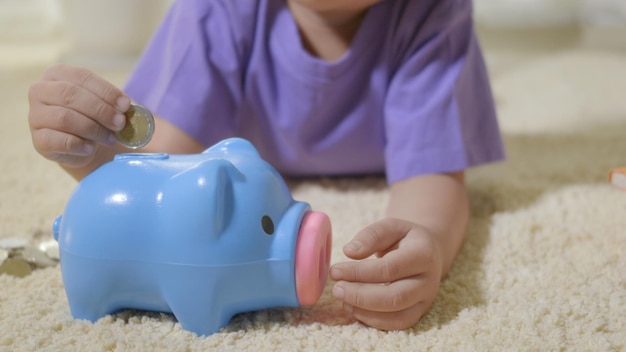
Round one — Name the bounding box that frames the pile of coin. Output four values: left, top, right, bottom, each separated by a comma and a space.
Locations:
0, 237, 59, 278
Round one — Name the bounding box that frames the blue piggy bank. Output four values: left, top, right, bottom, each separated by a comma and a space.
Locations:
52, 138, 332, 336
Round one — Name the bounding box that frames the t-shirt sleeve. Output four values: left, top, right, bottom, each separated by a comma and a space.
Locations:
384, 0, 505, 184
123, 0, 247, 146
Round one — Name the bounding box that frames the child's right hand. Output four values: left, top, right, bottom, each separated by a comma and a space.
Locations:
28, 64, 131, 169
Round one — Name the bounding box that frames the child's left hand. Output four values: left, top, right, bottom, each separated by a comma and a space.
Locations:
329, 218, 443, 330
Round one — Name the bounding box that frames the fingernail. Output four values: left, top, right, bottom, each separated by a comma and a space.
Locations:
81, 144, 94, 155
116, 96, 131, 111
113, 113, 126, 130
107, 133, 118, 145
344, 241, 362, 253
330, 267, 342, 279
332, 284, 344, 299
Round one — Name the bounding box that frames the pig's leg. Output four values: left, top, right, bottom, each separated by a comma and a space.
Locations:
161, 266, 227, 336
62, 254, 120, 321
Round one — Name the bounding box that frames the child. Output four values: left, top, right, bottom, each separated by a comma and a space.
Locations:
28, 0, 504, 331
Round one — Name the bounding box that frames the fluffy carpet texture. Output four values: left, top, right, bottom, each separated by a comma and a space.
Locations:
1, 28, 625, 351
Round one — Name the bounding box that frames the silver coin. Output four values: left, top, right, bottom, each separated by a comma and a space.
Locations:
0, 237, 28, 250
39, 240, 60, 260
21, 246, 57, 268
0, 258, 32, 278
0, 248, 7, 265
115, 104, 155, 149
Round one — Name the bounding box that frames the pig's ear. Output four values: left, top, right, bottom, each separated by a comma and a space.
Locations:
203, 138, 261, 158
162, 159, 243, 241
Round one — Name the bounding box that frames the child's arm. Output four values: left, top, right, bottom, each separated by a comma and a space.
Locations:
329, 172, 468, 330
59, 116, 205, 181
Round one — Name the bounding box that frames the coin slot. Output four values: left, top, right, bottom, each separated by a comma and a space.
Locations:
114, 153, 170, 160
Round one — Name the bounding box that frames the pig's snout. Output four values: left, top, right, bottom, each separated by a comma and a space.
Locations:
294, 211, 332, 306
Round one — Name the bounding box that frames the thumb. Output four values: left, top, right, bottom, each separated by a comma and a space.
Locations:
343, 218, 413, 260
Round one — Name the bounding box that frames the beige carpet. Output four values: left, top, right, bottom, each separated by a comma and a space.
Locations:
1, 27, 625, 351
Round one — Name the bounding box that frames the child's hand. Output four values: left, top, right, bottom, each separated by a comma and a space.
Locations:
28, 64, 131, 168
329, 218, 443, 330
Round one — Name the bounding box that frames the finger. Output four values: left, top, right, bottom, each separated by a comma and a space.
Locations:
43, 64, 131, 112
332, 276, 433, 313
33, 64, 131, 132
343, 218, 415, 260
30, 104, 118, 145
32, 128, 95, 161
331, 229, 439, 283
342, 301, 429, 331
32, 81, 127, 132
48, 152, 97, 168
330, 242, 429, 283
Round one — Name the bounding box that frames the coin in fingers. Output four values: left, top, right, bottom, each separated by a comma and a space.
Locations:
115, 104, 155, 149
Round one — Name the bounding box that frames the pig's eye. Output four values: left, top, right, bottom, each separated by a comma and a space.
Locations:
262, 215, 274, 235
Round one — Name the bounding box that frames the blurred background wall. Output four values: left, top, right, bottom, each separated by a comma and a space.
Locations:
0, 0, 173, 68
474, 0, 626, 51
475, 0, 626, 27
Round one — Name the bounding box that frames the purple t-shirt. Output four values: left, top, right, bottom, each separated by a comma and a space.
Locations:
125, 0, 504, 183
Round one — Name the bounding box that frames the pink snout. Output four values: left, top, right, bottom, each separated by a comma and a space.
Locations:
294, 211, 332, 306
